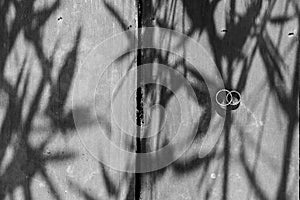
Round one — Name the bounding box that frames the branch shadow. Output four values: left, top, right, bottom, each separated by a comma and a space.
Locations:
70, 0, 299, 200
0, 0, 83, 199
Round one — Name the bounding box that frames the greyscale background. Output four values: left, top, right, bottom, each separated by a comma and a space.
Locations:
0, 0, 299, 200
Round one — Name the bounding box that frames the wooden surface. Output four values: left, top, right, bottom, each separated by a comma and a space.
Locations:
0, 0, 298, 200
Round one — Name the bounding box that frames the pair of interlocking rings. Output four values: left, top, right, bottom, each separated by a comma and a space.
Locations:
215, 89, 241, 109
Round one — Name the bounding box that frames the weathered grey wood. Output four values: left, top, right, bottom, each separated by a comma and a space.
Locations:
1, 0, 298, 200
0, 0, 137, 199
140, 0, 299, 199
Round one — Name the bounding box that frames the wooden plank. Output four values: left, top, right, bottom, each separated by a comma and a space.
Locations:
0, 0, 138, 199
140, 0, 299, 199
